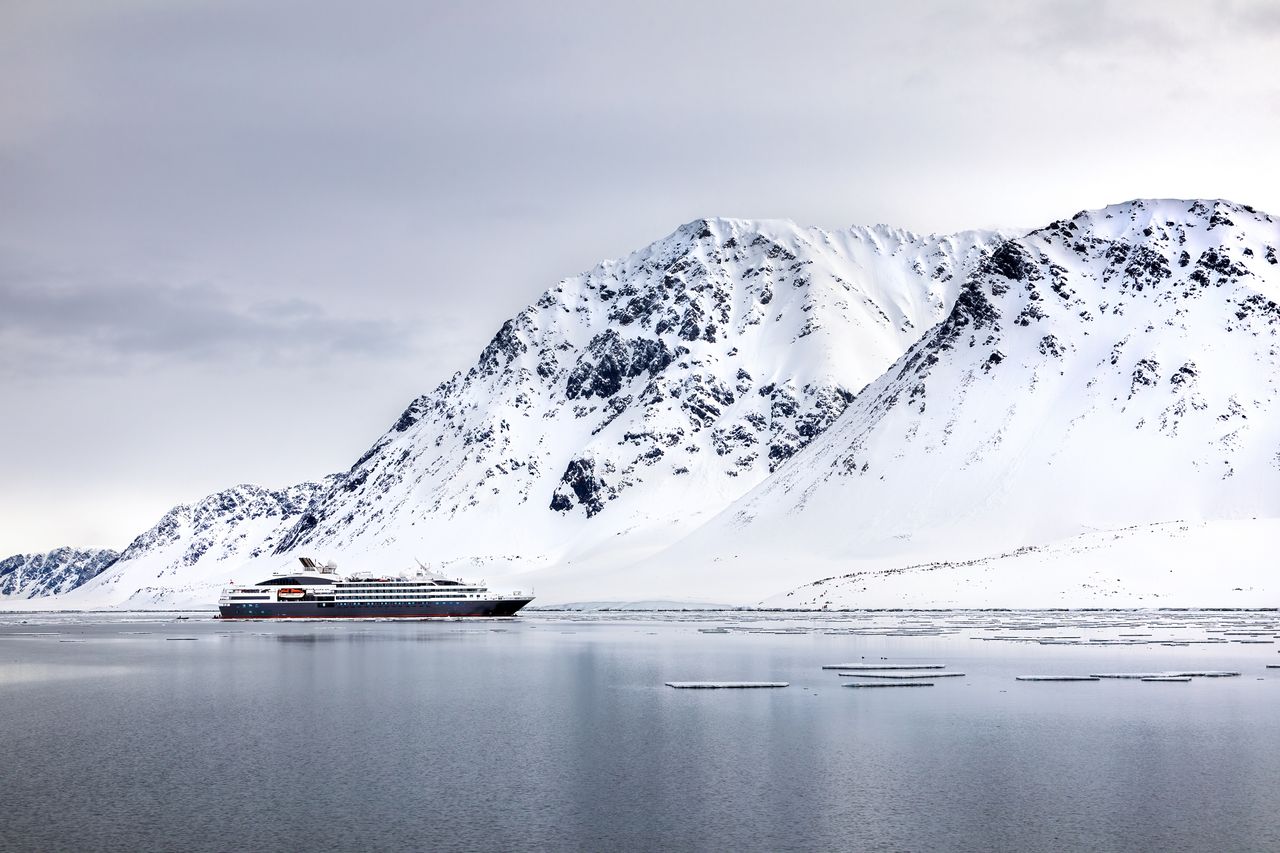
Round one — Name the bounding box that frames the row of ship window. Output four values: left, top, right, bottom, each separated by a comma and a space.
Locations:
232, 592, 484, 599
342, 586, 478, 591
227, 591, 481, 596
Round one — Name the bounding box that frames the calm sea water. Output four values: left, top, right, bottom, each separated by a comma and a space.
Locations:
1, 610, 1278, 853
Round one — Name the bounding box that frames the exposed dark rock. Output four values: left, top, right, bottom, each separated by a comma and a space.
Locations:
565, 331, 674, 400
392, 396, 429, 433
476, 318, 528, 376
1038, 335, 1065, 358
1208, 209, 1235, 229
986, 241, 1036, 281
1193, 249, 1250, 286
1015, 304, 1048, 326
712, 424, 757, 456
1122, 245, 1172, 290
549, 458, 612, 517
1170, 361, 1198, 388
610, 288, 664, 326
678, 303, 706, 342
1130, 358, 1160, 396
1234, 294, 1280, 324
592, 395, 633, 435
932, 279, 1002, 354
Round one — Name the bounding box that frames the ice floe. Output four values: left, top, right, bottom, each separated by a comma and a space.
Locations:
665, 682, 788, 689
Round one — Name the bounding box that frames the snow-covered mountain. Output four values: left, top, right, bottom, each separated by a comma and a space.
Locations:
0, 547, 119, 598
272, 218, 998, 573
586, 199, 1280, 603
41, 481, 335, 608
7, 200, 1277, 609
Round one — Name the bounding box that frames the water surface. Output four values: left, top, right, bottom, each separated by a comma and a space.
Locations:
2, 610, 1277, 852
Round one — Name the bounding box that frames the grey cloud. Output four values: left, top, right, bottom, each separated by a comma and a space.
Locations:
1214, 0, 1280, 31
0, 271, 412, 375
1013, 1, 1193, 59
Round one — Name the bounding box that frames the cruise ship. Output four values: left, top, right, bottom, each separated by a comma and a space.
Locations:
218, 558, 534, 619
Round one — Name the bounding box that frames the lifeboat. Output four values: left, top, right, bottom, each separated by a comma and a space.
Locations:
277, 587, 307, 601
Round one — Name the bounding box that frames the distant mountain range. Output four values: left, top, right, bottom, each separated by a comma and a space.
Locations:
5, 199, 1277, 608
0, 548, 120, 599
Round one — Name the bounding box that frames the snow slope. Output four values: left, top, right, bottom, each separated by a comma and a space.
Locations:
764, 519, 1280, 609
6, 200, 1277, 609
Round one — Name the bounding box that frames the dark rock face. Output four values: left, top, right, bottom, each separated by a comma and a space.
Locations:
1130, 358, 1160, 396
986, 241, 1036, 282
550, 458, 612, 517
0, 548, 120, 598
1170, 361, 1198, 388
476, 318, 529, 376
392, 396, 430, 433
565, 331, 675, 400
932, 277, 1002, 355
276, 511, 320, 553
1122, 246, 1172, 289
1015, 303, 1048, 326
1190, 248, 1251, 287
1235, 294, 1280, 324
1038, 334, 1065, 358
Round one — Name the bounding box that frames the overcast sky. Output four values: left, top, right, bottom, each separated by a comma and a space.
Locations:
2, 0, 1278, 555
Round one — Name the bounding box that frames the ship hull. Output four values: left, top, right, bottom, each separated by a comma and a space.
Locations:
218, 597, 534, 619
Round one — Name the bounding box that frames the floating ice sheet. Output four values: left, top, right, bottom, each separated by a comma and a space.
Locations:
822, 664, 945, 671
837, 671, 965, 679
1166, 670, 1241, 678
665, 682, 788, 689
1092, 671, 1241, 679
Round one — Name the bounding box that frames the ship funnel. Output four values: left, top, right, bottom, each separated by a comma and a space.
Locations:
298, 556, 338, 574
